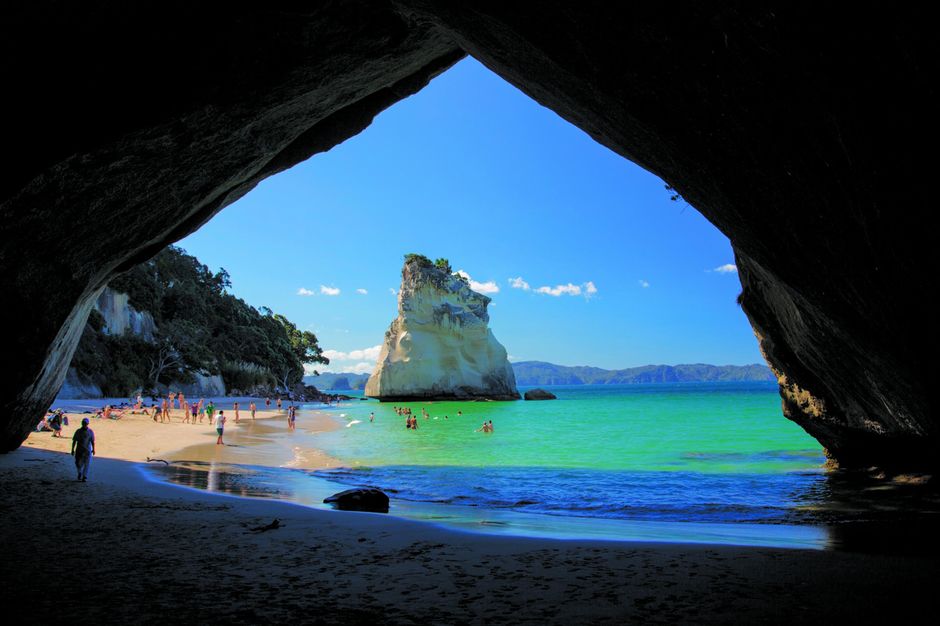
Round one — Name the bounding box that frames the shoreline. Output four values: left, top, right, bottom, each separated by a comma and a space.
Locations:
30, 398, 929, 553
28, 398, 347, 476
2, 447, 938, 624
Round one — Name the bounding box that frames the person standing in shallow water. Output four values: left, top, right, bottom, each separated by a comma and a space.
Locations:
71, 417, 95, 481
215, 410, 226, 445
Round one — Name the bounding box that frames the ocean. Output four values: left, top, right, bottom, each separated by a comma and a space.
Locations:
152, 382, 917, 548
311, 383, 830, 523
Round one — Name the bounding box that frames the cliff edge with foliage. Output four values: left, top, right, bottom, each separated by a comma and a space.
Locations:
70, 246, 327, 397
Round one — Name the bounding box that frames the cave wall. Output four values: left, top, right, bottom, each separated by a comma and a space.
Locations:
394, 1, 934, 470
1, 2, 934, 469
0, 0, 463, 449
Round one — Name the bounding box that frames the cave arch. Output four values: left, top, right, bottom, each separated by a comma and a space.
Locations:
0, 2, 932, 470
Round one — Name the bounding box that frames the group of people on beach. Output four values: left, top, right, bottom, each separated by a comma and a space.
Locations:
126, 391, 261, 427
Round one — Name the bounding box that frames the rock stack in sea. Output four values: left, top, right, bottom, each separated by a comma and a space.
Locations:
365, 256, 520, 401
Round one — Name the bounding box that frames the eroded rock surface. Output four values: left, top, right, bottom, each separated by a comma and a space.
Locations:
366, 259, 520, 401
0, 3, 934, 469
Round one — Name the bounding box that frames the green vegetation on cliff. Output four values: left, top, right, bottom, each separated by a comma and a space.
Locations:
72, 246, 328, 396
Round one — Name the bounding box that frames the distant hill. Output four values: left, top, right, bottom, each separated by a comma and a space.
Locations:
304, 372, 370, 391
305, 362, 775, 391
511, 361, 775, 385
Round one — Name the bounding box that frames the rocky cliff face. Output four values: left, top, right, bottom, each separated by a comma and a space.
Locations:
94, 288, 156, 341
366, 260, 519, 401
0, 3, 934, 470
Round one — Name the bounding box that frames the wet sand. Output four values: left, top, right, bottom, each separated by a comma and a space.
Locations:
10, 398, 939, 623
2, 447, 938, 625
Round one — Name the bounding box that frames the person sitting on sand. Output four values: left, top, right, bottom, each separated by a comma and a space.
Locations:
49, 410, 64, 437
215, 410, 226, 445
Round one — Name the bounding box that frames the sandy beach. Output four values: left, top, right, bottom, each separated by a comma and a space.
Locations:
2, 400, 938, 624
27, 398, 343, 470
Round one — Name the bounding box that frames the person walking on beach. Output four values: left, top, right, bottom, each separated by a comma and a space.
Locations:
206, 400, 216, 425
287, 405, 296, 431
190, 402, 198, 424
265, 397, 271, 409
233, 401, 240, 423
249, 401, 257, 420
276, 397, 283, 412
215, 410, 226, 445
71, 417, 95, 481
370, 412, 374, 423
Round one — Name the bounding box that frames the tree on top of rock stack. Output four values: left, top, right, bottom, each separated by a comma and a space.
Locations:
365, 254, 520, 401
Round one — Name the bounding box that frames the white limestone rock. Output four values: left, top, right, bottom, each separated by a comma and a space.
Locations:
365, 258, 520, 401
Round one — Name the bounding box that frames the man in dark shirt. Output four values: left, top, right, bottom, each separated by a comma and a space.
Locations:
70, 417, 96, 482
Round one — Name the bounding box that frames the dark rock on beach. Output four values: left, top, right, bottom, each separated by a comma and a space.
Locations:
524, 389, 557, 401
324, 488, 390, 513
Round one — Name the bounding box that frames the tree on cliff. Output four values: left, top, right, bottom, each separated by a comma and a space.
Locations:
73, 246, 328, 395
265, 312, 329, 391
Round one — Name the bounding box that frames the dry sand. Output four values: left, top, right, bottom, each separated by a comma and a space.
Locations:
3, 406, 939, 624
25, 403, 342, 469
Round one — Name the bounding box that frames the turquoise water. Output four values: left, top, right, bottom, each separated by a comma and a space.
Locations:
308, 383, 830, 524
146, 382, 940, 547
317, 383, 819, 473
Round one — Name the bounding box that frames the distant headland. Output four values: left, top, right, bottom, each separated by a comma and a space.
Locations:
308, 361, 774, 390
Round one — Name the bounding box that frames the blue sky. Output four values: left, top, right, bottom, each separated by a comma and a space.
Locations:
179, 58, 759, 374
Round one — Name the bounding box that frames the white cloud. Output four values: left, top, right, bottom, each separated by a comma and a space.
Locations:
297, 287, 315, 296
356, 288, 368, 295
509, 276, 531, 291
512, 276, 596, 298
639, 279, 650, 288
322, 345, 382, 362
456, 270, 500, 294
313, 344, 383, 375
537, 283, 582, 297
712, 264, 738, 274
320, 285, 341, 296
